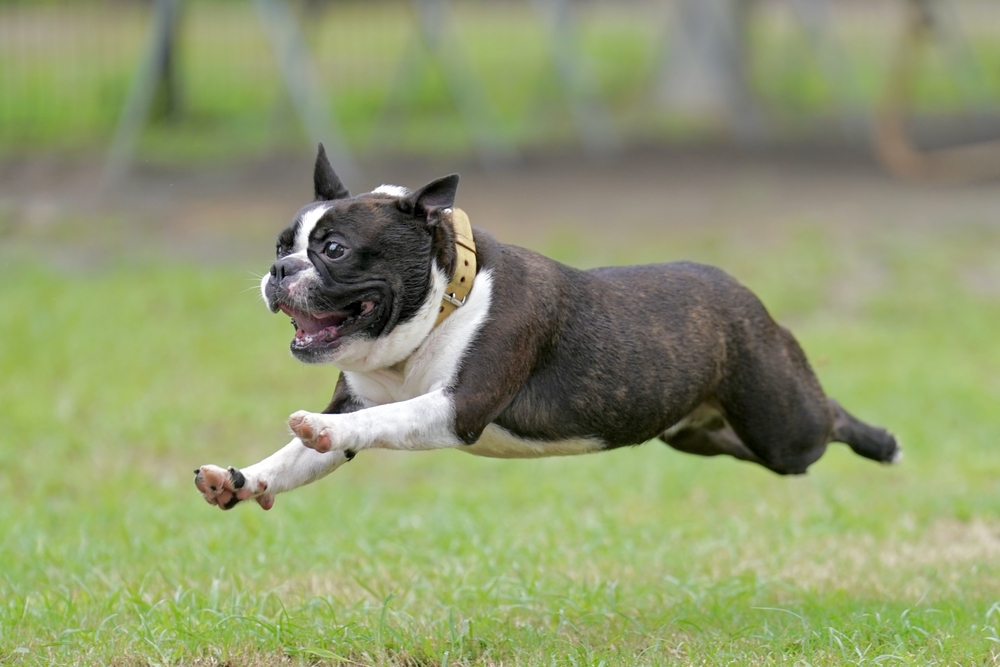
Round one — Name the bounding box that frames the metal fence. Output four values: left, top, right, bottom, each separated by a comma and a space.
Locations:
2, 0, 1000, 176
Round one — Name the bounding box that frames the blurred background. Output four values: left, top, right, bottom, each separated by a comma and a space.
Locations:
3, 1, 1000, 663
3, 0, 1000, 238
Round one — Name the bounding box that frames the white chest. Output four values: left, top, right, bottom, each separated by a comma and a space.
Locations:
339, 269, 605, 459
342, 271, 494, 405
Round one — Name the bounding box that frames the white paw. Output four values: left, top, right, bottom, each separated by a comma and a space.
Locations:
193, 464, 274, 510
288, 410, 336, 453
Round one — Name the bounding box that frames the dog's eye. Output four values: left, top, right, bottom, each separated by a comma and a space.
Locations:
325, 241, 348, 260
276, 244, 287, 259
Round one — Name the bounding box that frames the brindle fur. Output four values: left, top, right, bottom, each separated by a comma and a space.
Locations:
296, 147, 898, 476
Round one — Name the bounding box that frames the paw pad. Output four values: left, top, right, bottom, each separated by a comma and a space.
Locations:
194, 465, 269, 511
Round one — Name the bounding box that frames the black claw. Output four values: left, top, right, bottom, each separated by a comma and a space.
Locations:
222, 494, 241, 510
229, 467, 246, 489
344, 449, 356, 461
193, 469, 201, 475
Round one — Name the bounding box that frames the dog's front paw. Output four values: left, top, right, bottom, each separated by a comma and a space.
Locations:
194, 464, 273, 511
288, 411, 335, 453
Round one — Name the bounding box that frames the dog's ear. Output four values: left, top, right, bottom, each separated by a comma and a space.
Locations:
313, 143, 350, 201
397, 174, 460, 219
397, 174, 461, 277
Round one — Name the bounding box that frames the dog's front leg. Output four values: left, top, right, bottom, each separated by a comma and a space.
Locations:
193, 386, 457, 511
194, 439, 351, 511
287, 388, 464, 455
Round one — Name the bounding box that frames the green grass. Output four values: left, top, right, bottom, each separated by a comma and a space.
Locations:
2, 218, 1000, 665
2, 1, 1000, 159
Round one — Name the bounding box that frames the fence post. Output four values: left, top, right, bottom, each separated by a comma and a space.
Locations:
102, 0, 183, 191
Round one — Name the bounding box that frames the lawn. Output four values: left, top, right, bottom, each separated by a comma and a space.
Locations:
2, 213, 1000, 666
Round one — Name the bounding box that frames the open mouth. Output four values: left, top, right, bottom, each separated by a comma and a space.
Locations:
278, 300, 377, 352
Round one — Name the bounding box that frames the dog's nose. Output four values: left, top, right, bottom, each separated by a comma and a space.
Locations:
270, 255, 311, 281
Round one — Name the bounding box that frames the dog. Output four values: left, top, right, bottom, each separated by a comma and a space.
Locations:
194, 144, 900, 511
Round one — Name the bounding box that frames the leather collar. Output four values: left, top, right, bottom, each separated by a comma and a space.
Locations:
434, 207, 477, 327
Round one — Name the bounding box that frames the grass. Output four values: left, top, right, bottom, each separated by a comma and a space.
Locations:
2, 213, 1000, 665
2, 1, 1000, 159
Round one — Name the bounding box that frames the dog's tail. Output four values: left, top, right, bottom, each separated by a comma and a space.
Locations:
828, 399, 901, 464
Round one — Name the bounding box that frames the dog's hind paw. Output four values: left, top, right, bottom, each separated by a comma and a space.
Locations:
194, 464, 273, 511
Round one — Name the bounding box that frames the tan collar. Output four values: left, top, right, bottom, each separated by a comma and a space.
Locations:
434, 207, 477, 327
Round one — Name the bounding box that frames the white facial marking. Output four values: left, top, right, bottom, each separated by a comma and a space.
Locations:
295, 203, 331, 252
260, 204, 329, 310
260, 271, 271, 306
372, 184, 409, 197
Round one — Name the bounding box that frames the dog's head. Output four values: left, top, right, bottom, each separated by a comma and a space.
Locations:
260, 144, 461, 366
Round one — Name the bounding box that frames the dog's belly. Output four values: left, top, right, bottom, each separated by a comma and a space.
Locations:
662, 402, 726, 439
462, 424, 604, 459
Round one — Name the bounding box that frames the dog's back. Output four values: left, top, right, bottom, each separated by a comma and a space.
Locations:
474, 232, 898, 474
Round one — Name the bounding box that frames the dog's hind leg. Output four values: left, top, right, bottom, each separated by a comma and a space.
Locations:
661, 424, 764, 464
713, 325, 836, 475
660, 403, 764, 464
828, 398, 901, 464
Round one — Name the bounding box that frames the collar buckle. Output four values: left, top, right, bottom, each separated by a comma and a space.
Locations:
442, 292, 467, 308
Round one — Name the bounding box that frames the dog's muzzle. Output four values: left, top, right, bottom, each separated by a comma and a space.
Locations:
271, 255, 312, 282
